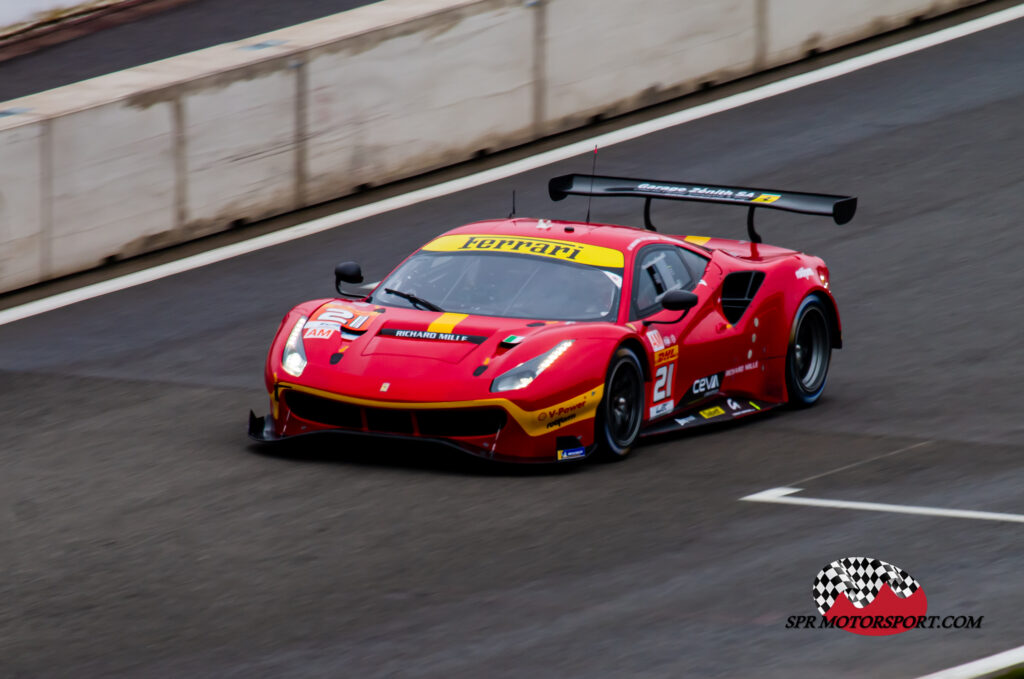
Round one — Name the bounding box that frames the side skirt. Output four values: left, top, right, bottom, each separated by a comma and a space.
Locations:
639, 396, 781, 438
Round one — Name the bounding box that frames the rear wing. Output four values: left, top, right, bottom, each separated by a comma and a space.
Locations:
548, 174, 856, 242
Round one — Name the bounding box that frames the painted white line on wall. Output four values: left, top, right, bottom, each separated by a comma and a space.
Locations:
914, 644, 1024, 679
740, 487, 1024, 523
2, 3, 1024, 328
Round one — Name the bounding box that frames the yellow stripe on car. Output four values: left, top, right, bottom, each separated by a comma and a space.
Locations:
427, 313, 468, 334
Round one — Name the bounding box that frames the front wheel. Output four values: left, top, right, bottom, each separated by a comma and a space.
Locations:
595, 348, 645, 460
785, 296, 832, 407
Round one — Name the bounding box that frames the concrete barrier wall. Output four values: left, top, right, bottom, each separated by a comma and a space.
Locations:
304, 0, 534, 203
0, 117, 44, 289
0, 0, 146, 33
181, 62, 300, 233
764, 0, 985, 65
0, 0, 992, 293
1, 1, 84, 29
50, 96, 176, 276
543, 0, 759, 133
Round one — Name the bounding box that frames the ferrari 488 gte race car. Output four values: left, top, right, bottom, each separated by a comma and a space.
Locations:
249, 174, 856, 462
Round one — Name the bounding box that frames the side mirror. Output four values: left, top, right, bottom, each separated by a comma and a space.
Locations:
334, 261, 363, 294
660, 289, 699, 311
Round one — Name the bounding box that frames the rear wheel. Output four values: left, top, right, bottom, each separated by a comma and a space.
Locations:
785, 296, 832, 407
595, 348, 645, 459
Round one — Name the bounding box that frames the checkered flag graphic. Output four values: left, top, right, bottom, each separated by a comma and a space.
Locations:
812, 557, 920, 615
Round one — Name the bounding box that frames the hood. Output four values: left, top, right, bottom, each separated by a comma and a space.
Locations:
361, 313, 510, 365
291, 300, 580, 401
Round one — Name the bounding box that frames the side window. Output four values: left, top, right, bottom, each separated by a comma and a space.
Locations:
677, 246, 709, 282
630, 246, 709, 319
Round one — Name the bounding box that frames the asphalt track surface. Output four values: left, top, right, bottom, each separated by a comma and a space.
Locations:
0, 0, 374, 101
3, 15, 1024, 679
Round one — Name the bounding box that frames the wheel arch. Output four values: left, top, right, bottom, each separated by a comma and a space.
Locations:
809, 291, 842, 349
785, 291, 835, 407
594, 339, 647, 460
617, 337, 652, 381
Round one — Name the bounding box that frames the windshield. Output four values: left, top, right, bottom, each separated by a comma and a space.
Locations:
373, 251, 623, 321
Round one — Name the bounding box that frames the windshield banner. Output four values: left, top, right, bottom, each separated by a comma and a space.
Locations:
423, 234, 624, 268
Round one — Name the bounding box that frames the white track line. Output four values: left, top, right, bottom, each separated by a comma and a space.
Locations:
915, 644, 1024, 679
3, 3, 1024, 328
741, 487, 1024, 523
789, 440, 932, 485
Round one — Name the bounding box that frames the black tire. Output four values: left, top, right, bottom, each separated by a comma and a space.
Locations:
595, 348, 645, 460
785, 295, 832, 407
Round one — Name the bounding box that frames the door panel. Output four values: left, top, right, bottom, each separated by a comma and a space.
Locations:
631, 245, 738, 417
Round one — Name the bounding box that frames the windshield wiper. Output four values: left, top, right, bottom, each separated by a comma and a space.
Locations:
383, 288, 444, 312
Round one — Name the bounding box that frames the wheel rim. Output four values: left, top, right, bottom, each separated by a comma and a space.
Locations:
793, 306, 829, 393
606, 359, 642, 447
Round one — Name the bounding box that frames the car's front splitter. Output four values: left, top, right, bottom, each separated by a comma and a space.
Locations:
247, 411, 591, 464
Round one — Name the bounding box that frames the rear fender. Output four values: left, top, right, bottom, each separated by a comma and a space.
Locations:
816, 292, 842, 349
781, 287, 841, 349
759, 259, 842, 358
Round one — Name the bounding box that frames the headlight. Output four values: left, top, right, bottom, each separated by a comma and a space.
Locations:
490, 340, 574, 393
281, 315, 308, 377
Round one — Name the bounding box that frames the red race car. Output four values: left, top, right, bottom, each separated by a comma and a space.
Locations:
249, 174, 856, 462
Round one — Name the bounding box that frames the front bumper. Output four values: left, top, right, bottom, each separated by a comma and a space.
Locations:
249, 381, 600, 462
